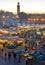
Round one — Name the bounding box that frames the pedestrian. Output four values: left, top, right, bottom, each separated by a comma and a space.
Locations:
5, 52, 7, 60
1, 48, 3, 55
13, 53, 17, 58
25, 46, 27, 51
8, 52, 11, 60
26, 60, 28, 65
2, 48, 3, 52
18, 54, 20, 62
5, 52, 7, 57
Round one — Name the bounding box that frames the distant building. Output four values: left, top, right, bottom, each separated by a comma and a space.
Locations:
17, 2, 20, 15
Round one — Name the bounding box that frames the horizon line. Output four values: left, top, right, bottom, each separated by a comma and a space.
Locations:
0, 9, 45, 14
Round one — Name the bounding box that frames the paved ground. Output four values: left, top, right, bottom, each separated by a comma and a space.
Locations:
0, 55, 26, 65
0, 47, 44, 65
0, 54, 44, 65
0, 44, 26, 65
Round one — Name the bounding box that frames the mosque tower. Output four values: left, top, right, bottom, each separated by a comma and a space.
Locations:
17, 2, 20, 15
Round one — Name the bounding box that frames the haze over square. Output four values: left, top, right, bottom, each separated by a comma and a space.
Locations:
0, 0, 45, 14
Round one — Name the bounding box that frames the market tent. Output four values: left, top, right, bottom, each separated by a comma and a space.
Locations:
30, 52, 39, 57
13, 36, 24, 44
6, 44, 19, 49
36, 55, 45, 60
16, 50, 28, 55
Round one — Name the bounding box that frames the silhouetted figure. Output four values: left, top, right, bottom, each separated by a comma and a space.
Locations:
2, 49, 3, 52
25, 46, 27, 51
5, 52, 7, 56
8, 52, 11, 60
13, 53, 17, 59
18, 54, 20, 62
0, 49, 1, 55
12, 51, 17, 58
26, 60, 28, 65
3, 44, 5, 48
5, 52, 7, 60
1, 49, 3, 55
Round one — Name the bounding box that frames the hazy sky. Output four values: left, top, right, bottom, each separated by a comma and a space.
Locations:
0, 0, 45, 14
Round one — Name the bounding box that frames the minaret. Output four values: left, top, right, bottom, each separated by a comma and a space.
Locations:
17, 2, 20, 15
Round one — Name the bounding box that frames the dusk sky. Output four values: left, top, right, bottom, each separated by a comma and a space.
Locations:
0, 0, 45, 14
